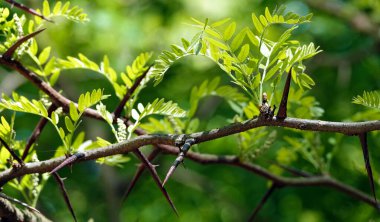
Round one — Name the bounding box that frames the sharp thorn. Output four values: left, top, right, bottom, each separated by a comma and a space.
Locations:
163, 165, 176, 187
359, 133, 378, 204
3, 29, 46, 60
276, 68, 292, 120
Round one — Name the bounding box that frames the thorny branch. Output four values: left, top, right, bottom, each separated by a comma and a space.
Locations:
1, 28, 380, 220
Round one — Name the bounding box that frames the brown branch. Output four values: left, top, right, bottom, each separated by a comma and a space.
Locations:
160, 145, 379, 209
248, 183, 277, 222
4, 0, 53, 22
22, 104, 57, 160
0, 193, 51, 222
0, 134, 175, 186
0, 192, 40, 214
0, 134, 376, 210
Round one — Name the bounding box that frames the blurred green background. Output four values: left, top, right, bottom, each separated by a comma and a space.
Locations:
2, 0, 380, 221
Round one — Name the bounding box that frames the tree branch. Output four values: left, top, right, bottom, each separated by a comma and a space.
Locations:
0, 194, 51, 222
4, 0, 53, 22
0, 133, 377, 210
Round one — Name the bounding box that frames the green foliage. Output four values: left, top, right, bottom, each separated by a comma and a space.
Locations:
127, 98, 186, 138
188, 77, 248, 118
0, 89, 106, 153
58, 52, 152, 100
35, 0, 89, 24
151, 6, 321, 105
353, 91, 380, 110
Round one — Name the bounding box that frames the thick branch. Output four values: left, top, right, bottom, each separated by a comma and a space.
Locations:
0, 130, 377, 210
0, 134, 175, 186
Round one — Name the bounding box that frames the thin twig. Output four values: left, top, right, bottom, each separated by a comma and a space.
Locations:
52, 172, 77, 222
22, 104, 57, 160
0, 137, 23, 166
112, 67, 151, 121
248, 183, 277, 222
4, 0, 53, 22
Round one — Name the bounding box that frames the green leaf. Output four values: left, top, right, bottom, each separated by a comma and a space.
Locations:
238, 44, 250, 62
252, 14, 263, 33
353, 91, 380, 110
211, 18, 231, 27
69, 102, 79, 121
231, 28, 247, 51
205, 37, 229, 50
65, 116, 75, 133
38, 47, 51, 65
78, 94, 86, 112
42, 0, 51, 17
51, 111, 59, 125
223, 22, 236, 41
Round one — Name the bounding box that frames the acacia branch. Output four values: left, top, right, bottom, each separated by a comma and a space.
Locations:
2, 47, 380, 217
0, 133, 377, 210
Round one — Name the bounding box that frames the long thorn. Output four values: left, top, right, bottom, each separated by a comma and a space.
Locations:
4, 0, 53, 22
163, 155, 183, 187
359, 133, 378, 205
276, 68, 292, 120
52, 172, 77, 222
134, 149, 179, 217
122, 148, 160, 202
163, 138, 195, 186
0, 137, 23, 166
2, 29, 46, 60
248, 184, 277, 222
